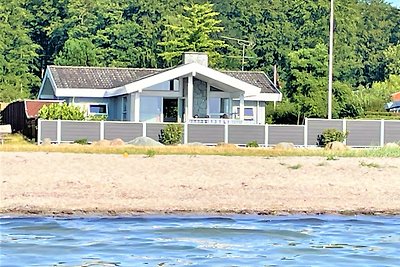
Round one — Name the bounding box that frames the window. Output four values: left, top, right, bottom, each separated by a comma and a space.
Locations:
122, 97, 128, 121
89, 104, 107, 115
140, 96, 162, 122
237, 107, 254, 120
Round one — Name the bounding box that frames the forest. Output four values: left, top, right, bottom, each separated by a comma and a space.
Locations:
1, 0, 399, 122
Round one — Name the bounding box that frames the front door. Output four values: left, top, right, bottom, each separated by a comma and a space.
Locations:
163, 98, 178, 122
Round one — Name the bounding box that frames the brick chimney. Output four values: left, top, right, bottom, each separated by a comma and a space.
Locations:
182, 52, 208, 67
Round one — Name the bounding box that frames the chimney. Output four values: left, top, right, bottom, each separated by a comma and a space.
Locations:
183, 52, 208, 67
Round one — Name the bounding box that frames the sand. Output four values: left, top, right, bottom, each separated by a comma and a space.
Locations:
1, 152, 399, 215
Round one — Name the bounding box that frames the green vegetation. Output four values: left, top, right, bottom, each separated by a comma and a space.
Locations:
146, 149, 156, 158
288, 164, 302, 170
246, 140, 259, 148
1, 0, 399, 123
38, 103, 85, 120
73, 138, 88, 145
1, 135, 399, 158
318, 128, 349, 147
359, 161, 381, 168
159, 124, 183, 145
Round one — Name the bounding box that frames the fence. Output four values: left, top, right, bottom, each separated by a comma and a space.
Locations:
37, 118, 400, 147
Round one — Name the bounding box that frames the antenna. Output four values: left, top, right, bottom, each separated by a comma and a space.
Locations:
221, 36, 255, 71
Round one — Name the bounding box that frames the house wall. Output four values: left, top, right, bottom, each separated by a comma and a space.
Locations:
69, 97, 115, 120
232, 100, 265, 124
193, 79, 207, 117
39, 78, 56, 99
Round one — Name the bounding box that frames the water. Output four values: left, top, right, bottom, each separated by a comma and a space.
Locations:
0, 215, 399, 266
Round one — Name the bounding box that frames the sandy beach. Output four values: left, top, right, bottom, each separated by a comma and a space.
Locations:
0, 152, 399, 215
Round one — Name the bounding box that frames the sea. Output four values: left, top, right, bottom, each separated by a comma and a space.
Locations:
0, 215, 399, 266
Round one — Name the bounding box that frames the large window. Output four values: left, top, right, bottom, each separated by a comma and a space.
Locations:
122, 96, 128, 121
209, 98, 230, 118
237, 107, 254, 120
140, 96, 162, 122
89, 104, 107, 115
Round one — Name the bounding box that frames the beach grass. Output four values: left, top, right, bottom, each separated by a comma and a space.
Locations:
1, 140, 399, 157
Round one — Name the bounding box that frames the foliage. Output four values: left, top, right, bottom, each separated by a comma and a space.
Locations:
73, 138, 88, 145
318, 128, 349, 147
0, 0, 40, 102
87, 115, 108, 121
38, 103, 85, 120
54, 38, 99, 66
159, 124, 183, 145
158, 2, 226, 66
246, 140, 259, 148
146, 149, 156, 157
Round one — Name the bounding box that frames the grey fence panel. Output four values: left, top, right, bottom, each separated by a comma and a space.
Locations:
146, 123, 166, 142
188, 124, 224, 144
346, 120, 381, 147
268, 126, 304, 145
307, 119, 343, 146
384, 120, 400, 143
61, 121, 100, 142
104, 122, 142, 142
40, 121, 57, 141
228, 125, 265, 145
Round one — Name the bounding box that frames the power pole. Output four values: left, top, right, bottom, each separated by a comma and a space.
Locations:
328, 0, 334, 119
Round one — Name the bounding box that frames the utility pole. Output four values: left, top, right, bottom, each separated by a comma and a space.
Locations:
221, 36, 254, 71
328, 0, 334, 119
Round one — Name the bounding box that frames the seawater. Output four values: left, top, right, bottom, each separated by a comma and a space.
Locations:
0, 215, 399, 266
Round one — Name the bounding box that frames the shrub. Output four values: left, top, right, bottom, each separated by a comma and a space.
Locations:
246, 140, 259, 147
159, 124, 183, 145
318, 128, 349, 146
73, 138, 88, 145
38, 103, 85, 120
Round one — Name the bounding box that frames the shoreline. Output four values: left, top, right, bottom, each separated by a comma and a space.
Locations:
1, 152, 400, 216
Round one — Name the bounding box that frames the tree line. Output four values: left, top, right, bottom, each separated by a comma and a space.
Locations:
1, 0, 399, 122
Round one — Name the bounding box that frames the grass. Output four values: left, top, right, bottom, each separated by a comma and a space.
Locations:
1, 134, 399, 158
288, 164, 302, 170
359, 161, 381, 168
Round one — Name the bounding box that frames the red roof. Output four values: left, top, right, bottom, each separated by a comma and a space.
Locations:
392, 92, 400, 101
24, 100, 62, 119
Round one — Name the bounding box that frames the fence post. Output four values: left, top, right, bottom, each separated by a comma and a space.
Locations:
142, 122, 147, 137
343, 118, 347, 145
264, 124, 269, 147
304, 118, 308, 147
57, 119, 61, 144
380, 119, 385, 147
100, 121, 104, 140
224, 124, 229, 143
184, 123, 188, 144
37, 119, 42, 145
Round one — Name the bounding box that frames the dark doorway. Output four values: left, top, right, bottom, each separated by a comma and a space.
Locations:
163, 98, 178, 122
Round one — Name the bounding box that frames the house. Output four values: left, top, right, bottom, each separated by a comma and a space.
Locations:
38, 52, 282, 124
385, 91, 400, 112
0, 100, 63, 139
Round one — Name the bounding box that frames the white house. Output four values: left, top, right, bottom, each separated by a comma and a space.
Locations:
38, 52, 282, 124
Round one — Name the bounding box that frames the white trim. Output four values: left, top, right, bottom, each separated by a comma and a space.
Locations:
224, 124, 229, 143
37, 119, 42, 145
239, 94, 245, 120
304, 118, 308, 147
142, 122, 147, 137
87, 103, 108, 116
38, 68, 58, 99
187, 75, 194, 119
235, 93, 282, 102
134, 93, 140, 122
57, 88, 108, 98
380, 119, 385, 146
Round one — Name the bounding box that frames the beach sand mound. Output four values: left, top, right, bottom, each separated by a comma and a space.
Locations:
384, 142, 399, 148
127, 136, 164, 146
274, 142, 295, 150
110, 138, 125, 146
325, 141, 347, 150
91, 140, 111, 146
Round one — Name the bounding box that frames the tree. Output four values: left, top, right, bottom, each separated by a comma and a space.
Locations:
158, 2, 226, 66
0, 0, 40, 102
54, 38, 99, 66
383, 44, 400, 76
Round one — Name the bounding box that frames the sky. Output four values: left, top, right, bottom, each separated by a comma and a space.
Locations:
389, 0, 400, 7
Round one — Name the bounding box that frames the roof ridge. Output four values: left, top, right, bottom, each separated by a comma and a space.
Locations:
48, 65, 163, 71
221, 70, 266, 74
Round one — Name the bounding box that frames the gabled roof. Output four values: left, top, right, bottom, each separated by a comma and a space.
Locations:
46, 65, 280, 95
40, 64, 283, 101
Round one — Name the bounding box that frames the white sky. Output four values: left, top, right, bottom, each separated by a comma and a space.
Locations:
389, 0, 400, 7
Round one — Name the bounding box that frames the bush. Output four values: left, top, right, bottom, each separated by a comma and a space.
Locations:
318, 128, 348, 146
159, 124, 183, 145
246, 140, 259, 147
38, 103, 85, 120
73, 138, 88, 145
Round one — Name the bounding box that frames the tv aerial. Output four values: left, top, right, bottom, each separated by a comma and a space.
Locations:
221, 36, 255, 71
